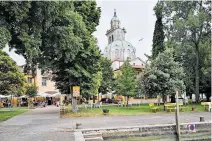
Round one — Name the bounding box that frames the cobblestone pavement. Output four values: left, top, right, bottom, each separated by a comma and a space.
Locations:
0, 106, 75, 141
69, 111, 211, 129
0, 106, 211, 141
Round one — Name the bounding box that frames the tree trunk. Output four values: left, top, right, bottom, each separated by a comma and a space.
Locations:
127, 96, 129, 107
206, 93, 211, 102
93, 95, 95, 103
162, 95, 166, 111
195, 48, 200, 103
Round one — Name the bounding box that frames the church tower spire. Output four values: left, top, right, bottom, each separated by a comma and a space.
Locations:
106, 9, 126, 44
114, 9, 117, 17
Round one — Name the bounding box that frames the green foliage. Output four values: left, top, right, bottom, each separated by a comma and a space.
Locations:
25, 85, 38, 97
0, 1, 102, 99
0, 27, 11, 49
115, 59, 137, 105
99, 57, 114, 94
152, 1, 165, 59
90, 71, 102, 96
162, 1, 211, 102
43, 1, 102, 99
141, 48, 185, 101
0, 50, 25, 95
73, 1, 101, 33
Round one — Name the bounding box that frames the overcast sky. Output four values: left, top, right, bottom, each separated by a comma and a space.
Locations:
5, 0, 157, 66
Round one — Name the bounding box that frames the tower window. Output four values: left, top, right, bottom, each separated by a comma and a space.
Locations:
115, 49, 119, 58
109, 36, 112, 43
127, 49, 130, 58
112, 35, 114, 42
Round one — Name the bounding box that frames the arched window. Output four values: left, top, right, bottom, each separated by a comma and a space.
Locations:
115, 49, 119, 58
127, 49, 131, 58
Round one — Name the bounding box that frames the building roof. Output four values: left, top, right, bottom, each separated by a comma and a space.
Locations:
132, 65, 144, 69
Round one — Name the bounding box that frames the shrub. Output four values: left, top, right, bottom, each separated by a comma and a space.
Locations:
103, 109, 109, 114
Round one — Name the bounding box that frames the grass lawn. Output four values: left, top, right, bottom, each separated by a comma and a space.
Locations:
0, 107, 28, 122
61, 104, 205, 117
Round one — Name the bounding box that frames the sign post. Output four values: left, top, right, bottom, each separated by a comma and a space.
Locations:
72, 86, 80, 113
175, 89, 181, 140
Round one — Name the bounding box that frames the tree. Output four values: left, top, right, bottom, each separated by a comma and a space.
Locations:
40, 2, 102, 112
25, 85, 38, 97
162, 1, 211, 102
73, 1, 101, 33
115, 59, 137, 106
90, 71, 102, 103
152, 1, 165, 59
142, 48, 185, 108
0, 50, 25, 95
0, 1, 102, 112
99, 57, 114, 95
199, 37, 211, 102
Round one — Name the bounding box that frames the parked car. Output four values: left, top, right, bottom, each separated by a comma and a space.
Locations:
101, 98, 113, 103
113, 100, 119, 104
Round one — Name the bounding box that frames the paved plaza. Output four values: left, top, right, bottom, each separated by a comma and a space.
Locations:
0, 106, 211, 141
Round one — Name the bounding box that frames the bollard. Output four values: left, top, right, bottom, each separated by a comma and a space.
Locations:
76, 123, 82, 129
200, 117, 204, 122
139, 128, 142, 132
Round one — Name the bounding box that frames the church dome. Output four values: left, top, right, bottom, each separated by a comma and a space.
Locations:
104, 40, 136, 61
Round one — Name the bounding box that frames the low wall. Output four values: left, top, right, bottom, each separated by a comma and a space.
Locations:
78, 122, 211, 141
103, 122, 211, 141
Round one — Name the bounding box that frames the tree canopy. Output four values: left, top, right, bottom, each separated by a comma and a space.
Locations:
98, 57, 114, 95
0, 50, 25, 95
0, 1, 102, 101
152, 1, 165, 59
141, 48, 185, 102
162, 1, 211, 102
115, 59, 137, 105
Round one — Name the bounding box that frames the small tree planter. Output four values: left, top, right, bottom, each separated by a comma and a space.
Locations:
192, 106, 196, 111
103, 109, 109, 115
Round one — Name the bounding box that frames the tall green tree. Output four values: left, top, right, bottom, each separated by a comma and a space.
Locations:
0, 50, 25, 95
73, 1, 101, 33
152, 1, 165, 59
99, 57, 114, 95
163, 1, 211, 102
199, 37, 211, 101
115, 59, 137, 106
142, 48, 185, 107
0, 1, 102, 111
90, 71, 102, 103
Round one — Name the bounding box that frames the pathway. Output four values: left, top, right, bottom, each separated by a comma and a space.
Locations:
0, 106, 75, 141
69, 112, 211, 129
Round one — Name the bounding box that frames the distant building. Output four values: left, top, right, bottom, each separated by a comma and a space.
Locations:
18, 65, 59, 94
103, 10, 145, 74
